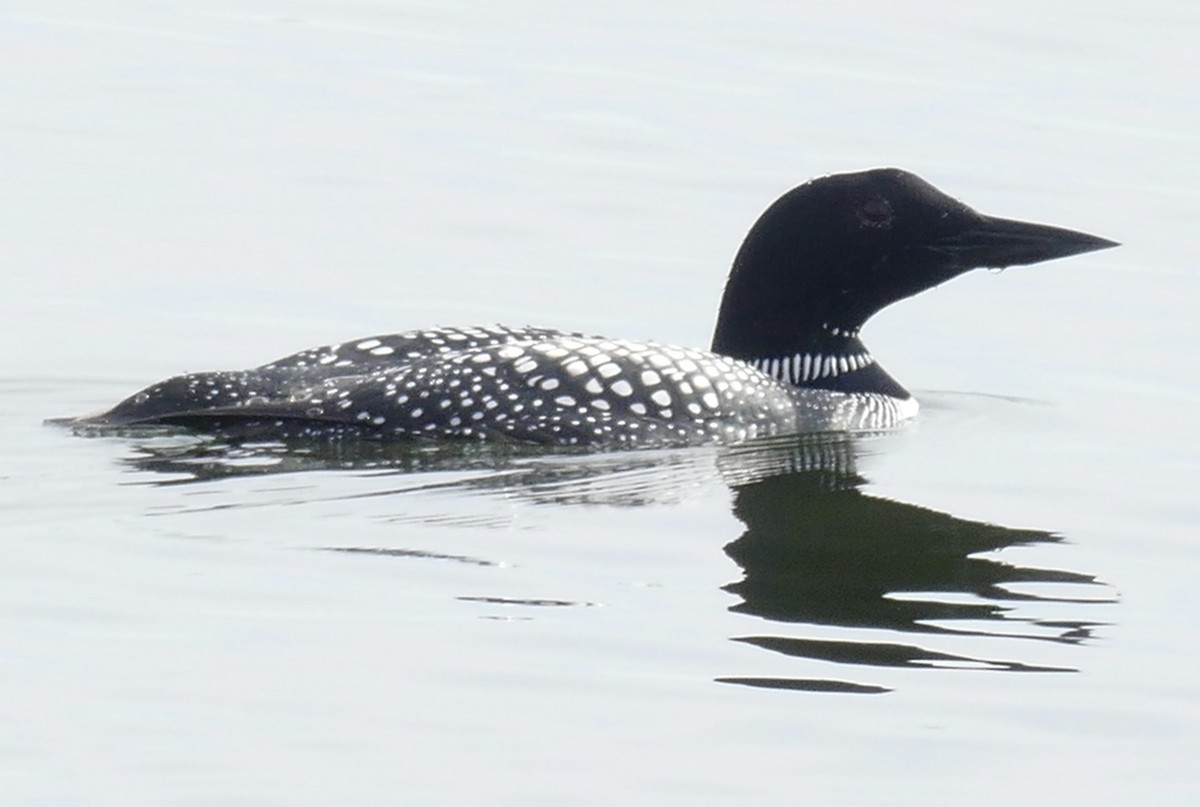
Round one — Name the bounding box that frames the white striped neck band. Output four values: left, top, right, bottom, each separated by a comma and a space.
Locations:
746, 352, 874, 384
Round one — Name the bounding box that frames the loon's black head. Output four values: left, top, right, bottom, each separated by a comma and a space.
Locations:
711, 168, 1117, 394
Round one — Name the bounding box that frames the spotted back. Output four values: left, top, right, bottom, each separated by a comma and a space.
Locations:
85, 326, 913, 447
319, 334, 802, 446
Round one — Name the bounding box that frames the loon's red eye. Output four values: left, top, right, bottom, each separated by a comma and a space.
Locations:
858, 197, 893, 229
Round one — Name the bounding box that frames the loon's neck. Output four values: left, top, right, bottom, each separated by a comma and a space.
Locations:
714, 321, 911, 399
707, 185, 913, 398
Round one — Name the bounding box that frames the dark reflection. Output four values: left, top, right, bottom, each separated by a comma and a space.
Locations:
326, 546, 497, 566
457, 595, 593, 608
721, 453, 1113, 693
99, 426, 769, 506
92, 427, 558, 485
714, 676, 890, 695
83, 425, 1112, 693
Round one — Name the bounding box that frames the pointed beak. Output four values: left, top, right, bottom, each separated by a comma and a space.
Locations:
928, 215, 1119, 270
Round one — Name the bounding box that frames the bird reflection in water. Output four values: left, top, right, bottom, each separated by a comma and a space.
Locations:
107, 429, 1112, 694
717, 443, 1111, 694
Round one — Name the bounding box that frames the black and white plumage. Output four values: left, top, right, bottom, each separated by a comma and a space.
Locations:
71, 169, 1116, 448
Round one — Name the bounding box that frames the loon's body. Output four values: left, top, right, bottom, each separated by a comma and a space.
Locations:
94, 325, 916, 447
72, 169, 1116, 448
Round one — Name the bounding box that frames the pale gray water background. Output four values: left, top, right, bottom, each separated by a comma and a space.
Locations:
3, 1, 1199, 804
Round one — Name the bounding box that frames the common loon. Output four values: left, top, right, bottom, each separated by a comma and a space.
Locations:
71, 168, 1116, 448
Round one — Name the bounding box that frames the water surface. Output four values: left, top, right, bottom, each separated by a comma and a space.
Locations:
3, 1, 1199, 804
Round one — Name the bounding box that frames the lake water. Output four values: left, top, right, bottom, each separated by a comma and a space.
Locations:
4, 1, 1199, 804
